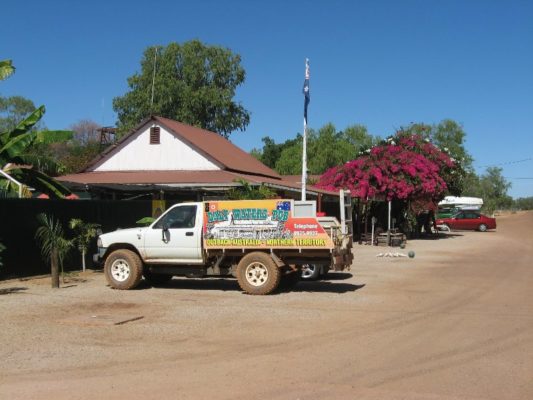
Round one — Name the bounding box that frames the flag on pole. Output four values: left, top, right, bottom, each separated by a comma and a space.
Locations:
303, 58, 310, 122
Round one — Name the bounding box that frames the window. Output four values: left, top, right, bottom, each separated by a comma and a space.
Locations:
150, 126, 160, 144
154, 205, 197, 229
465, 212, 480, 219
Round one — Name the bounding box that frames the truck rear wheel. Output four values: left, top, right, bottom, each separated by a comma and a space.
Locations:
104, 249, 143, 290
301, 264, 322, 280
236, 252, 281, 295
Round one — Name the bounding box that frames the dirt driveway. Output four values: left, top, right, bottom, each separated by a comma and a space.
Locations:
1, 212, 532, 400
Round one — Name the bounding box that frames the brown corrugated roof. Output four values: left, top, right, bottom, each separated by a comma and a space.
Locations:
232, 173, 340, 197
58, 170, 338, 196
58, 170, 241, 185
153, 116, 280, 179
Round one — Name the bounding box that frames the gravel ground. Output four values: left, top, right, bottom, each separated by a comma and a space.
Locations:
0, 211, 532, 400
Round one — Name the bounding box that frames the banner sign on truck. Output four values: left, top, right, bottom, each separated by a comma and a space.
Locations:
203, 200, 333, 249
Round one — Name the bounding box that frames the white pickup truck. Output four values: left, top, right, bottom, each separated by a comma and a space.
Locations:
95, 196, 353, 295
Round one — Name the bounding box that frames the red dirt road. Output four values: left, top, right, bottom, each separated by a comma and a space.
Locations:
0, 212, 532, 399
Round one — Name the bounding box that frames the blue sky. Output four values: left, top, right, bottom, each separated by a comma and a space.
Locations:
2, 0, 532, 197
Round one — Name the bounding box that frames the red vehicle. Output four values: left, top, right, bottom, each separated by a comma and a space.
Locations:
436, 210, 496, 232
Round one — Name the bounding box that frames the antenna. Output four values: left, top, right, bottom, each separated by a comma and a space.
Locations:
150, 46, 159, 110
101, 97, 105, 126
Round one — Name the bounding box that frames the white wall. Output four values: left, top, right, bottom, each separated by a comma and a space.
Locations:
92, 124, 220, 171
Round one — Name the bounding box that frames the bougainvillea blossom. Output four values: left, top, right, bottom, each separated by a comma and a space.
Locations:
316, 132, 457, 202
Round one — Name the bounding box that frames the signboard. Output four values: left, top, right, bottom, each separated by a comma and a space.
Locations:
152, 200, 166, 218
203, 199, 333, 249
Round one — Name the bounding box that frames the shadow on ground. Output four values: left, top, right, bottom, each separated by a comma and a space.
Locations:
408, 232, 464, 241
290, 281, 365, 294
0, 287, 28, 295
136, 276, 365, 295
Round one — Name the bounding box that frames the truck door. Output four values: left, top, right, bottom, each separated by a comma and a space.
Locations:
144, 204, 202, 262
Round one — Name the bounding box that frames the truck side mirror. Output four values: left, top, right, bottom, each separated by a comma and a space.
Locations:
162, 223, 169, 242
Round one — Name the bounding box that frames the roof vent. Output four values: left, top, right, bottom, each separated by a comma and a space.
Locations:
150, 126, 160, 144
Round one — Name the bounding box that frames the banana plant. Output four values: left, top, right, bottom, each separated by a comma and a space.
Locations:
0, 59, 74, 198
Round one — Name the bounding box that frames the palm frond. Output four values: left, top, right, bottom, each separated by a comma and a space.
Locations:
35, 213, 72, 264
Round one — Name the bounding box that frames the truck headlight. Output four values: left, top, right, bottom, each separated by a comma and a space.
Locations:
97, 237, 103, 248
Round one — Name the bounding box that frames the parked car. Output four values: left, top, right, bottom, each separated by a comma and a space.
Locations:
436, 211, 496, 232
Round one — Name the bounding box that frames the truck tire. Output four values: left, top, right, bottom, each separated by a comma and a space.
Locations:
301, 264, 321, 280
104, 249, 143, 290
236, 252, 281, 295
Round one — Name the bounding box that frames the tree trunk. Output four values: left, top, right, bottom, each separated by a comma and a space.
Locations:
51, 248, 60, 288
82, 249, 86, 272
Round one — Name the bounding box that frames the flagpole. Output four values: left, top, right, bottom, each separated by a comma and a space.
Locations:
302, 58, 310, 201
302, 115, 307, 201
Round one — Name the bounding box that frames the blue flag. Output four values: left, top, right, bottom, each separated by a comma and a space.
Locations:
303, 58, 310, 122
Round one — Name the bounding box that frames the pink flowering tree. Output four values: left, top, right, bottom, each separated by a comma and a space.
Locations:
316, 132, 462, 235
316, 132, 461, 204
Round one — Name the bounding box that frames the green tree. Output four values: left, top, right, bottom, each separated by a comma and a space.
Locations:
431, 119, 474, 171
269, 123, 376, 175
275, 136, 303, 175
113, 40, 250, 138
342, 124, 377, 153
0, 95, 40, 132
35, 213, 73, 288
464, 167, 512, 214
514, 196, 533, 210
251, 136, 301, 169
69, 219, 101, 272
43, 119, 104, 173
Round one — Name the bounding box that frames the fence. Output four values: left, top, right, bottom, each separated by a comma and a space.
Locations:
0, 199, 164, 278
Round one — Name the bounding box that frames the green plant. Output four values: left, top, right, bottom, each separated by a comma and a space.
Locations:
227, 179, 276, 200
35, 213, 72, 288
136, 216, 155, 226
69, 218, 100, 272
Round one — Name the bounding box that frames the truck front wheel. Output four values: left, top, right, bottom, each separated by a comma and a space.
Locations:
236, 252, 281, 295
104, 249, 143, 290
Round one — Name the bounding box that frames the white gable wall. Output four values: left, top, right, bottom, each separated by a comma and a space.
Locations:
93, 124, 220, 171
